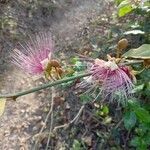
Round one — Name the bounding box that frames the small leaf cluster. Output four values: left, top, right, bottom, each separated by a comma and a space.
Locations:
123, 98, 150, 150
115, 0, 150, 17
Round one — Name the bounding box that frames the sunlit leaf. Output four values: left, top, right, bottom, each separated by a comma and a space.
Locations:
102, 105, 109, 115
118, 0, 134, 17
103, 116, 112, 124
124, 30, 145, 35
122, 44, 150, 59
0, 98, 6, 117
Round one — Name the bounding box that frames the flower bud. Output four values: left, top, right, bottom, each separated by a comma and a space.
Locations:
50, 59, 61, 68
117, 38, 128, 50
143, 59, 150, 68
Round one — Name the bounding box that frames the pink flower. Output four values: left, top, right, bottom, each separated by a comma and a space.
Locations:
11, 33, 54, 75
90, 59, 134, 102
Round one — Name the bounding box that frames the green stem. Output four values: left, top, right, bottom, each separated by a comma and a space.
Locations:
0, 72, 91, 99
0, 60, 144, 100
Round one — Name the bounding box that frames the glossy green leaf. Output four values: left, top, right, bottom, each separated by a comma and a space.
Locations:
122, 44, 150, 59
135, 108, 150, 123
123, 111, 137, 130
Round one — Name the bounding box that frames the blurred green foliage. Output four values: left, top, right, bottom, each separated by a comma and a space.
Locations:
124, 99, 150, 149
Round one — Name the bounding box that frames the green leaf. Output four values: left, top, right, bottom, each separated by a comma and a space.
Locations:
0, 98, 6, 117
71, 140, 83, 150
127, 99, 150, 123
74, 61, 86, 71
102, 105, 109, 115
130, 136, 148, 150
132, 84, 145, 93
115, 0, 124, 6
127, 99, 140, 109
122, 44, 150, 59
134, 108, 150, 123
70, 57, 79, 64
130, 136, 140, 147
79, 94, 92, 104
96, 105, 109, 117
124, 30, 145, 35
118, 0, 134, 17
123, 111, 137, 130
138, 123, 150, 135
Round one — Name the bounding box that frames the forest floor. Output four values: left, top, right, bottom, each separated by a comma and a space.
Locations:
0, 0, 126, 149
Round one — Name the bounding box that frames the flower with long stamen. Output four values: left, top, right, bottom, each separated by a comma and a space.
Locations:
11, 32, 54, 75
77, 57, 134, 104
90, 58, 134, 102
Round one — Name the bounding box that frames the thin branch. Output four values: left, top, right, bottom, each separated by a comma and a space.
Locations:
0, 59, 144, 100
33, 92, 54, 150
114, 118, 123, 129
53, 105, 85, 132
45, 87, 55, 150
0, 73, 91, 99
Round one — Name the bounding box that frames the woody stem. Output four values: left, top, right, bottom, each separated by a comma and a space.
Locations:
0, 72, 91, 99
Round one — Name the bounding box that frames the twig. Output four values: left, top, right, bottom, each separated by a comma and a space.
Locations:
53, 105, 85, 132
0, 73, 91, 99
45, 87, 55, 150
114, 118, 123, 129
0, 59, 144, 100
123, 130, 131, 150
33, 88, 55, 150
75, 53, 94, 62
85, 109, 104, 124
